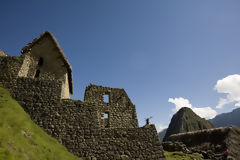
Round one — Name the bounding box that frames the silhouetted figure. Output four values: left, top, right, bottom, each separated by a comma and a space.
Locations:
145, 117, 152, 125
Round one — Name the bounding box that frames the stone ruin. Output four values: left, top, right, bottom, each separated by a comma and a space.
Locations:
168, 126, 240, 159
0, 31, 166, 160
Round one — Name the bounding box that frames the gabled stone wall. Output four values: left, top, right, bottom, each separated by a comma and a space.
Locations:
17, 52, 71, 99
0, 52, 166, 160
84, 84, 139, 129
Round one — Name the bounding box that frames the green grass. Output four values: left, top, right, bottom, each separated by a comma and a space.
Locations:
164, 151, 213, 160
0, 87, 81, 160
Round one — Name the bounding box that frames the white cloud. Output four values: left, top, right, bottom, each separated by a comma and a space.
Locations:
192, 107, 217, 119
168, 97, 192, 112
215, 74, 240, 109
168, 97, 217, 119
156, 124, 168, 132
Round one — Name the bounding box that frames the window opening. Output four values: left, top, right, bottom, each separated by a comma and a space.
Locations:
34, 70, 40, 78
38, 57, 44, 66
103, 112, 110, 128
104, 94, 109, 103
104, 112, 109, 119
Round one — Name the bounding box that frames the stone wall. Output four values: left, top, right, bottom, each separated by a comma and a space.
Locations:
0, 55, 166, 160
75, 125, 165, 160
168, 126, 240, 159
0, 55, 63, 104
0, 56, 23, 79
0, 54, 58, 82
17, 52, 70, 96
18, 53, 33, 77
0, 78, 165, 159
0, 49, 8, 56
84, 84, 139, 129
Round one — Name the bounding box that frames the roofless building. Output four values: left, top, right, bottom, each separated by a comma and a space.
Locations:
0, 31, 165, 160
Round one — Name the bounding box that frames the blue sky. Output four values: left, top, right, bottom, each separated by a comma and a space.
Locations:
1, 0, 240, 131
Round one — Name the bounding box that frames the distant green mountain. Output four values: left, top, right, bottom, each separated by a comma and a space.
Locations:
209, 108, 240, 127
158, 128, 167, 142
163, 107, 215, 142
0, 87, 81, 160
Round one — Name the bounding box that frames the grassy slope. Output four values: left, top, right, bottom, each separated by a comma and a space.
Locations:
0, 87, 81, 160
164, 151, 213, 160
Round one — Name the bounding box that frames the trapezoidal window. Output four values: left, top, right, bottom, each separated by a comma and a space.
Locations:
38, 57, 44, 66
103, 112, 110, 128
104, 94, 109, 103
34, 70, 40, 78
104, 112, 109, 119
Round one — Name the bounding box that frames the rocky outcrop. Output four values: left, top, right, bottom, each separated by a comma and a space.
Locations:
162, 141, 190, 153
163, 107, 215, 141
168, 126, 240, 160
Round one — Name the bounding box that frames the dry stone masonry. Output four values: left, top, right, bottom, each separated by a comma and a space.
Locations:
0, 32, 166, 160
168, 126, 240, 159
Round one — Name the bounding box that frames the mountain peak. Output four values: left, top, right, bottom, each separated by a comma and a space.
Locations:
163, 107, 215, 141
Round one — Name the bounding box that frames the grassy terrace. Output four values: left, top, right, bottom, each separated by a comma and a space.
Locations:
0, 87, 81, 160
164, 151, 213, 160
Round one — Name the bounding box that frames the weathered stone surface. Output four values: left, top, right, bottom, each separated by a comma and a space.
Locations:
0, 49, 8, 56
84, 84, 139, 129
162, 141, 190, 153
0, 32, 166, 160
168, 126, 240, 159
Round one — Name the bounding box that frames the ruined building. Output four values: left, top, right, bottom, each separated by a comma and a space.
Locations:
0, 32, 165, 160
